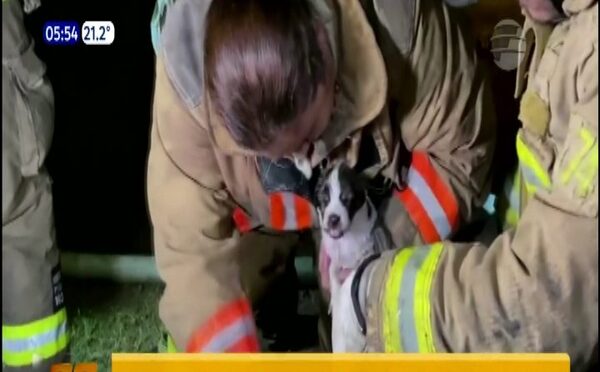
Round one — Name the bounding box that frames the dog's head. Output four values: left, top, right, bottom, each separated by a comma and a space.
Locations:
315, 162, 369, 239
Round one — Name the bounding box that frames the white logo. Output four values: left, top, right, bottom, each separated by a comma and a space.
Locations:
490, 19, 524, 71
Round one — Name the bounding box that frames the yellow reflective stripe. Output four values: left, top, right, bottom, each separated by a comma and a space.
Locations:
505, 207, 519, 228
498, 169, 522, 228
383, 249, 413, 353
3, 309, 67, 340
577, 142, 598, 196
2, 330, 69, 367
523, 178, 537, 196
167, 335, 178, 353
383, 244, 444, 353
561, 127, 596, 185
414, 243, 443, 353
516, 134, 551, 189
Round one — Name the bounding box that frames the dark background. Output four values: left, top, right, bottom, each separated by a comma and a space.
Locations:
25, 0, 156, 255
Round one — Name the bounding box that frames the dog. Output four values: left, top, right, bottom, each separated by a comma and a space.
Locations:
314, 161, 391, 352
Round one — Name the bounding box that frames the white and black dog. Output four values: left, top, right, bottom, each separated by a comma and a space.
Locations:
314, 161, 391, 352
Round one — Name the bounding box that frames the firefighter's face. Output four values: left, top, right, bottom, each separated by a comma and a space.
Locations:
261, 22, 337, 161
519, 0, 564, 23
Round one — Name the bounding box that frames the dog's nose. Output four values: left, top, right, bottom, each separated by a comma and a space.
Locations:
327, 214, 340, 229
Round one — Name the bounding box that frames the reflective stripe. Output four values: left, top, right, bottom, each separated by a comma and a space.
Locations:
560, 126, 598, 197
383, 249, 412, 352
269, 192, 315, 231
3, 308, 67, 340
293, 193, 312, 228
505, 208, 519, 228
233, 193, 315, 233
398, 247, 430, 352
202, 316, 256, 352
396, 152, 459, 243
383, 243, 444, 353
2, 309, 69, 367
282, 192, 297, 230
270, 193, 286, 229
226, 335, 261, 353
414, 243, 443, 352
521, 166, 547, 195
166, 335, 178, 353
186, 298, 259, 353
3, 321, 66, 353
560, 126, 596, 185
167, 336, 178, 353
504, 170, 521, 215
516, 134, 551, 195
233, 207, 254, 233
502, 170, 521, 228
407, 168, 452, 239
575, 141, 598, 196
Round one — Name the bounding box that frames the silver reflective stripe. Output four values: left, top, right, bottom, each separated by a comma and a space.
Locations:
398, 245, 431, 352
2, 320, 66, 353
202, 316, 255, 352
504, 173, 521, 211
281, 192, 298, 230
407, 168, 452, 238
520, 165, 546, 190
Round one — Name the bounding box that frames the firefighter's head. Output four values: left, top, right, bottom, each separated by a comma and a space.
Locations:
519, 0, 566, 24
204, 0, 336, 160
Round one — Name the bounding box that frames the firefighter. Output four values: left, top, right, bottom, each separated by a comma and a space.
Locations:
343, 0, 598, 370
2, 0, 69, 370
147, 0, 497, 352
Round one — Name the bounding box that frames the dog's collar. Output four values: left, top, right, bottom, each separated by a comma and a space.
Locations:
351, 253, 380, 336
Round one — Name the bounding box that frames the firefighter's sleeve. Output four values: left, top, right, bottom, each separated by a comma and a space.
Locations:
376, 0, 496, 248
365, 48, 598, 371
146, 59, 260, 353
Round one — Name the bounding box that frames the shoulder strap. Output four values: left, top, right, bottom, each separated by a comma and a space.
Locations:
514, 16, 555, 98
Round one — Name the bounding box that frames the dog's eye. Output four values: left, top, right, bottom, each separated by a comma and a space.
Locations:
318, 184, 330, 206
340, 191, 353, 205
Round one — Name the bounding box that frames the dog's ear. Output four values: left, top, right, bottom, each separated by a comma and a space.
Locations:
313, 165, 330, 209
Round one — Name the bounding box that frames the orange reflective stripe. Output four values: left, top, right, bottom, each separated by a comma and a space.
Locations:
270, 193, 286, 230
412, 153, 459, 230
269, 192, 315, 231
226, 334, 260, 353
293, 194, 313, 229
186, 298, 256, 353
233, 194, 315, 233
396, 152, 459, 243
232, 208, 252, 233
396, 188, 440, 243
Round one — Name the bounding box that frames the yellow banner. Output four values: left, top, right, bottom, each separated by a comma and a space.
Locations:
112, 353, 569, 372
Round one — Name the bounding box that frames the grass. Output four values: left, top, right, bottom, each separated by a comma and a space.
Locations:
63, 279, 166, 372
63, 277, 323, 371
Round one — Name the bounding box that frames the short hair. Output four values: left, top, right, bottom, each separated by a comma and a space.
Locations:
204, 0, 326, 150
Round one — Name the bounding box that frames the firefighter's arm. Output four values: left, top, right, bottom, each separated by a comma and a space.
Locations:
375, 0, 497, 248
147, 58, 259, 353
363, 47, 598, 368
